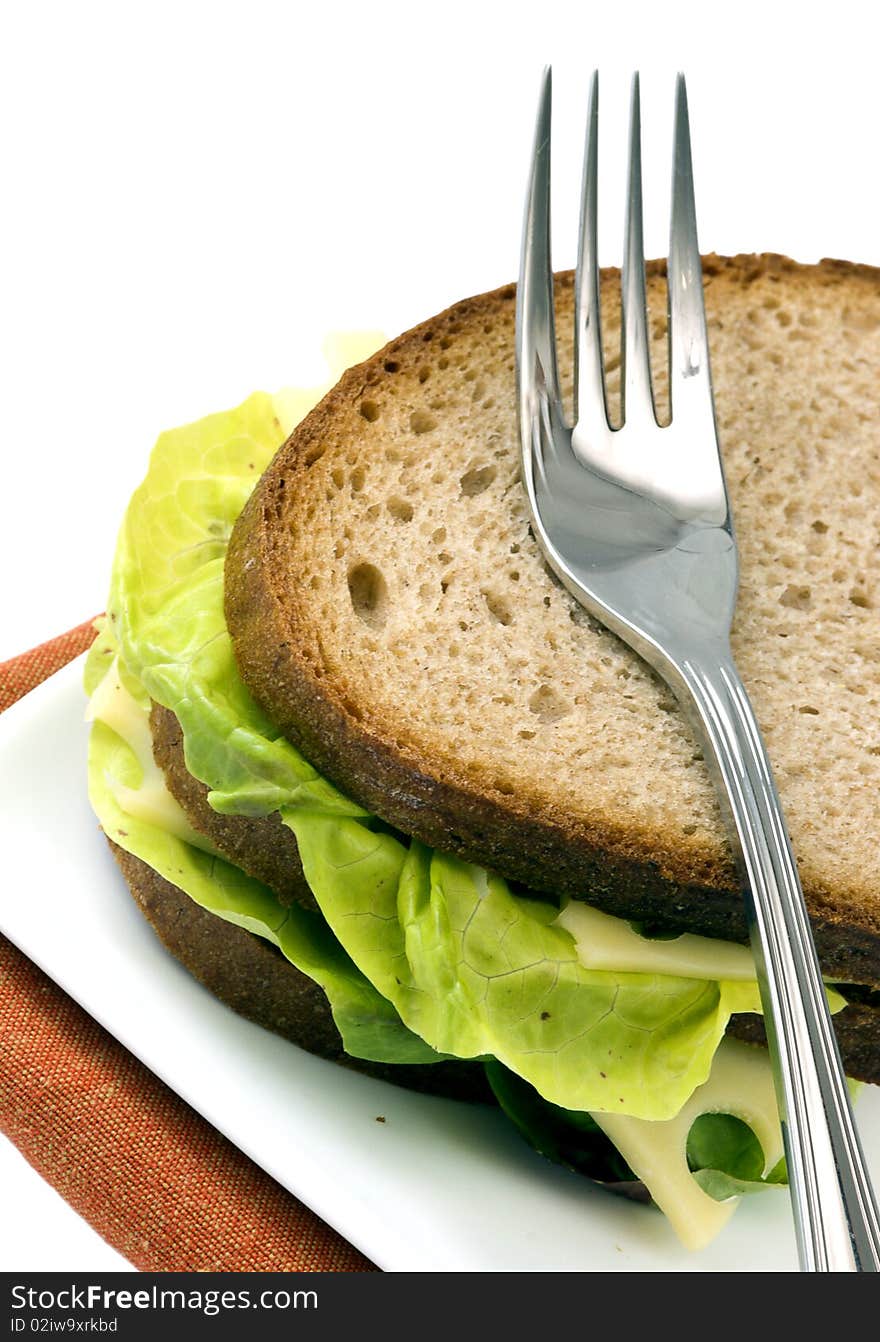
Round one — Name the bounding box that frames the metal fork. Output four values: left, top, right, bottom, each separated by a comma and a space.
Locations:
516, 69, 880, 1272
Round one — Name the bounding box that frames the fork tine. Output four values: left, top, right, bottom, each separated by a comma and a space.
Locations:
573, 70, 609, 447
621, 72, 656, 428
668, 73, 713, 424
516, 66, 561, 442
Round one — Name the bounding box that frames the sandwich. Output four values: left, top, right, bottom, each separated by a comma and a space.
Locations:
85, 255, 880, 1254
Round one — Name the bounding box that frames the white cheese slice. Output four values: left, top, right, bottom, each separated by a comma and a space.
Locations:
556, 898, 756, 981
593, 1037, 785, 1251
87, 659, 213, 851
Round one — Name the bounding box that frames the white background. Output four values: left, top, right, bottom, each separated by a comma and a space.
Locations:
1, 0, 879, 1272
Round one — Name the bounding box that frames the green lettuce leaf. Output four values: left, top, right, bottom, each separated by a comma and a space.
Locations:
688, 1114, 788, 1199
484, 1060, 639, 1187
287, 819, 762, 1118
86, 636, 445, 1067
107, 393, 360, 820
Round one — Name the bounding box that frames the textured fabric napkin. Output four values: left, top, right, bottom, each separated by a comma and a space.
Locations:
0, 621, 375, 1272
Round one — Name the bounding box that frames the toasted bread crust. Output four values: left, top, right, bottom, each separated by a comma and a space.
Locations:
226, 256, 880, 991
149, 702, 315, 911
108, 840, 490, 1102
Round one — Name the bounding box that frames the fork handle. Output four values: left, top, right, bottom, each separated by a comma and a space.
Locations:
679, 648, 880, 1271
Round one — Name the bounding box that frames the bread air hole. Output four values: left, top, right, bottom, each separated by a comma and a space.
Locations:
779, 584, 811, 610
410, 410, 437, 434
387, 496, 414, 523
482, 589, 513, 626
460, 463, 497, 497
528, 684, 572, 725
347, 562, 388, 630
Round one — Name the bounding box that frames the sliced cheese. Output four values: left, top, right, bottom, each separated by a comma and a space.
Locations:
593, 1037, 784, 1251
556, 898, 756, 982
87, 658, 214, 851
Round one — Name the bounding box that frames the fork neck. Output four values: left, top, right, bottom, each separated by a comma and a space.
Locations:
665, 645, 880, 1271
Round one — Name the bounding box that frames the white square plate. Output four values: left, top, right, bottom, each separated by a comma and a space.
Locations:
2, 659, 878, 1271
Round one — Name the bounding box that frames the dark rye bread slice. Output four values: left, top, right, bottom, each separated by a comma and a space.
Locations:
149, 702, 315, 911
108, 840, 491, 1102
226, 255, 880, 991
110, 840, 880, 1086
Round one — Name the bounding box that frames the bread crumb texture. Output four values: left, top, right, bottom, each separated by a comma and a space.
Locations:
251, 257, 880, 931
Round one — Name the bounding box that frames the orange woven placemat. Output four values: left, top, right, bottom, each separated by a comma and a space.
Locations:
0, 621, 376, 1271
